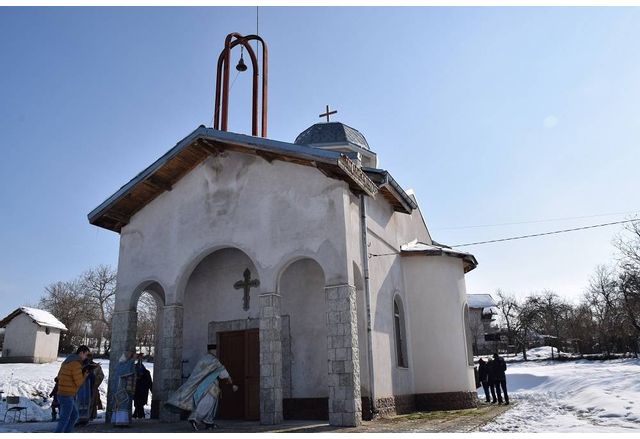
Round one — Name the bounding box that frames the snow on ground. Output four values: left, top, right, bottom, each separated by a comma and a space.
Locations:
480, 357, 640, 432
0, 358, 153, 428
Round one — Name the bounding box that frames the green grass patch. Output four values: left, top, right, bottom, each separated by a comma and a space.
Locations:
396, 406, 495, 422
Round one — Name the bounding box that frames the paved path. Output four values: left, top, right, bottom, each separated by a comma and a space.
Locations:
1, 402, 513, 433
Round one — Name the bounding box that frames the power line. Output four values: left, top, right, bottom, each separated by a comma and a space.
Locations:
450, 219, 639, 248
432, 210, 640, 231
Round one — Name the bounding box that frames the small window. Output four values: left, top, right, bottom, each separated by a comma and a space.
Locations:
393, 296, 408, 368
45, 327, 51, 335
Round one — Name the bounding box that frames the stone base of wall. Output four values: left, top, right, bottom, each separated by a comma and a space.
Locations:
0, 356, 56, 364
361, 392, 478, 419
283, 398, 328, 420
415, 391, 478, 412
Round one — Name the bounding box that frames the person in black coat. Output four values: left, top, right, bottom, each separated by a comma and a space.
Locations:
133, 361, 153, 419
492, 353, 509, 405
477, 358, 491, 403
486, 358, 499, 403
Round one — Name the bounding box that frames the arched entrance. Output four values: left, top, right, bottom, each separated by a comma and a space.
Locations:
182, 247, 261, 420
130, 282, 165, 418
278, 257, 328, 419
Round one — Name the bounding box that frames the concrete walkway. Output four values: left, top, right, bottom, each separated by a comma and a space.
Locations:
1, 402, 513, 433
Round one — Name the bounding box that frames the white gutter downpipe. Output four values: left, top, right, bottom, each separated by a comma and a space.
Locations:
360, 194, 378, 418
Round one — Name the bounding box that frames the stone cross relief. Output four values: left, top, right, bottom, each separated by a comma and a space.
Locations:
234, 268, 260, 311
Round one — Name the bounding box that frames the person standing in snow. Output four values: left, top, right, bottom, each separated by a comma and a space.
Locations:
49, 377, 60, 421
492, 353, 509, 405
133, 355, 153, 419
487, 357, 498, 403
90, 357, 105, 420
54, 345, 90, 433
111, 349, 137, 427
478, 358, 491, 403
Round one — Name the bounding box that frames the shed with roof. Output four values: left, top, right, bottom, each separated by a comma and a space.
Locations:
0, 307, 67, 363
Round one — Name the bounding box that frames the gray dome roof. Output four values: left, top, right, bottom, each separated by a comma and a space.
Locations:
294, 122, 370, 151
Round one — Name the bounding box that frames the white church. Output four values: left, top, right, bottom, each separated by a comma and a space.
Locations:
88, 33, 479, 427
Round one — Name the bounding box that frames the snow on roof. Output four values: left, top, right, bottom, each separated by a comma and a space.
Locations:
0, 307, 67, 331
400, 239, 478, 273
467, 294, 497, 309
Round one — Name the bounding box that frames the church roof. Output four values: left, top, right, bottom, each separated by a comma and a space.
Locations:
0, 307, 68, 331
294, 122, 371, 151
88, 126, 416, 233
467, 294, 497, 309
400, 240, 478, 273
362, 167, 417, 213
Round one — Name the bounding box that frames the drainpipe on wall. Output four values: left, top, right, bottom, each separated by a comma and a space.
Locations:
360, 194, 378, 418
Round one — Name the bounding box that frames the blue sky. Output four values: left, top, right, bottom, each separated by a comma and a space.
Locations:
1, 7, 640, 317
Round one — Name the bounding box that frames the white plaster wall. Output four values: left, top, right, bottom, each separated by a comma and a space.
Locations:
279, 258, 328, 398
344, 189, 434, 399
33, 327, 61, 362
403, 255, 476, 393
114, 150, 351, 311
182, 248, 259, 374
2, 314, 37, 358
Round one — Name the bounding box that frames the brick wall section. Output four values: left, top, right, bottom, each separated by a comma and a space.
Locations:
325, 284, 362, 427
159, 305, 184, 422
259, 292, 283, 425
106, 310, 137, 422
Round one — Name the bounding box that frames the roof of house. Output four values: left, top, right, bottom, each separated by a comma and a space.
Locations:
0, 307, 68, 331
400, 239, 478, 273
88, 126, 416, 233
467, 294, 497, 309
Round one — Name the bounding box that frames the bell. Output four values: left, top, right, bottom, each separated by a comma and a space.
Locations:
236, 55, 247, 72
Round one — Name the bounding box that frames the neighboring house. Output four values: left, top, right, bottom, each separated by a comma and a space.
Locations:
0, 307, 67, 363
466, 294, 502, 355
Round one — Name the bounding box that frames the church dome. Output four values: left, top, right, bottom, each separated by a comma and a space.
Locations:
294, 122, 370, 151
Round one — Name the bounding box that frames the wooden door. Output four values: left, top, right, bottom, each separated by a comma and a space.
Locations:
245, 329, 260, 420
218, 329, 260, 420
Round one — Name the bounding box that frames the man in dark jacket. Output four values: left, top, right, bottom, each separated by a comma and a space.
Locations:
133, 359, 153, 419
477, 358, 491, 403
492, 353, 509, 405
486, 358, 498, 403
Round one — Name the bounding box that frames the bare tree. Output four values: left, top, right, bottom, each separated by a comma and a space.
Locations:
38, 281, 94, 353
586, 265, 624, 356
79, 265, 117, 354
136, 292, 158, 356
496, 290, 538, 360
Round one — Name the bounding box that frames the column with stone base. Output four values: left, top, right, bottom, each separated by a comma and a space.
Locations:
106, 309, 137, 422
259, 292, 283, 425
158, 304, 184, 422
325, 284, 362, 427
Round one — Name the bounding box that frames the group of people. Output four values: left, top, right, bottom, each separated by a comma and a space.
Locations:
51, 345, 104, 433
51, 343, 237, 432
477, 353, 509, 405
51, 346, 152, 433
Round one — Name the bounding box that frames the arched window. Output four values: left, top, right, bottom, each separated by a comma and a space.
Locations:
463, 303, 474, 366
393, 296, 408, 368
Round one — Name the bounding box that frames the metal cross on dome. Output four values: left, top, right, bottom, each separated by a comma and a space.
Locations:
234, 268, 260, 311
319, 105, 337, 122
